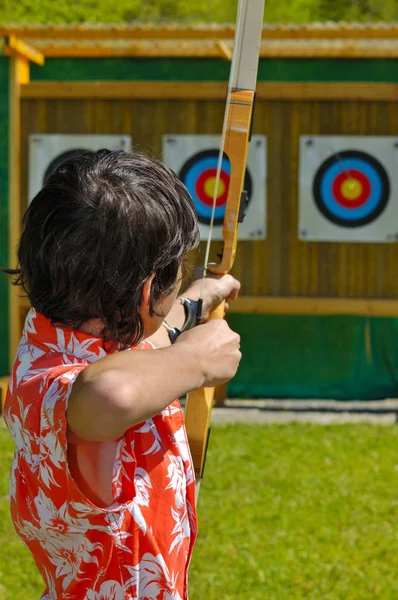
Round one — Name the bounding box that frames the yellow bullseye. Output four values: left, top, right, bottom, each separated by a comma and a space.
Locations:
204, 176, 226, 199
341, 177, 362, 201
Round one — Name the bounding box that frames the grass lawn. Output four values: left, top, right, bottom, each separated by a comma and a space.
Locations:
1, 420, 397, 599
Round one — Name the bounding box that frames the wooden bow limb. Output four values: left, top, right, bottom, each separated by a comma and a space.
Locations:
185, 0, 266, 501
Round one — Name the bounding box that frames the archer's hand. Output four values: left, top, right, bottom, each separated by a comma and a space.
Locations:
184, 270, 241, 322
176, 320, 241, 387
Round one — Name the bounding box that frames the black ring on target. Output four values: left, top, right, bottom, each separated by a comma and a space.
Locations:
313, 150, 390, 228
43, 149, 94, 184
179, 149, 253, 226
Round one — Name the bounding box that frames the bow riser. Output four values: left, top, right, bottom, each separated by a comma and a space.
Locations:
184, 301, 225, 481
185, 89, 256, 481
212, 89, 256, 275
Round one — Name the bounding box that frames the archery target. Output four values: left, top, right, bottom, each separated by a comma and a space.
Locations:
162, 135, 266, 241
299, 136, 398, 242
28, 134, 132, 203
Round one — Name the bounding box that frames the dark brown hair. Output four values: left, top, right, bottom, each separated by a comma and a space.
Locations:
5, 150, 199, 347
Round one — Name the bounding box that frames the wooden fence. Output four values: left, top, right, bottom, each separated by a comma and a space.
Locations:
8, 66, 398, 363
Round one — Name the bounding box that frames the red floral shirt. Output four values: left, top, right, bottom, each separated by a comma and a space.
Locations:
3, 309, 197, 600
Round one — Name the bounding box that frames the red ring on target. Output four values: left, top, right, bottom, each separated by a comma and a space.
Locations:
195, 168, 230, 207
332, 170, 371, 209
178, 149, 253, 226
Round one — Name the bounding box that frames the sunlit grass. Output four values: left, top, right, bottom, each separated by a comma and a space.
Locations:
190, 423, 398, 600
1, 421, 397, 599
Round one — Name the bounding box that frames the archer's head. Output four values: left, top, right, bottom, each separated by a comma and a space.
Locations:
8, 149, 199, 346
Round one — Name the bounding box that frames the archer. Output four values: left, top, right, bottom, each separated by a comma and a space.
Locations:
2, 150, 241, 599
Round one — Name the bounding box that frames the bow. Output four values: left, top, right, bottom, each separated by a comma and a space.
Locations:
184, 0, 266, 498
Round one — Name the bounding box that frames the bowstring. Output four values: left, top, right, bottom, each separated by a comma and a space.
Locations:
198, 0, 246, 310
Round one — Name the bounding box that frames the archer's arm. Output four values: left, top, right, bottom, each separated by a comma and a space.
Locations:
67, 319, 241, 443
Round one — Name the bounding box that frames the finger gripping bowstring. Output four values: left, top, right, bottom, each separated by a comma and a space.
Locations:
184, 0, 266, 502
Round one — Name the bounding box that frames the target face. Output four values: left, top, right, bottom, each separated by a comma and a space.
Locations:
178, 149, 253, 226
299, 137, 398, 243
28, 134, 132, 203
313, 150, 390, 228
163, 135, 266, 241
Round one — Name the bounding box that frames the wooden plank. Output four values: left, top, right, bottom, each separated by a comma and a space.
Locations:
1, 23, 398, 40
216, 41, 233, 61
317, 101, 341, 297
20, 82, 398, 102
0, 25, 238, 41
259, 24, 398, 40
19, 294, 398, 317
250, 102, 269, 296
9, 55, 30, 368
0, 376, 9, 414
264, 83, 398, 101
308, 103, 320, 297
288, 101, 300, 296
267, 100, 288, 295
229, 296, 398, 316
258, 45, 398, 58
20, 82, 227, 100
294, 100, 320, 296
4, 35, 45, 65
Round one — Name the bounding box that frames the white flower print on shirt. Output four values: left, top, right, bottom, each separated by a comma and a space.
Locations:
86, 580, 125, 600
124, 553, 183, 600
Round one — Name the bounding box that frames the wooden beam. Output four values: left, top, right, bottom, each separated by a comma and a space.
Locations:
8, 54, 29, 368
258, 82, 398, 101
0, 23, 398, 41
4, 35, 45, 66
0, 25, 237, 41
19, 296, 398, 327
228, 296, 398, 317
260, 24, 398, 40
20, 81, 227, 100
216, 41, 233, 61
0, 376, 9, 414
20, 81, 398, 102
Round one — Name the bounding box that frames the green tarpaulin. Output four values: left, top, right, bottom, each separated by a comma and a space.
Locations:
229, 314, 398, 400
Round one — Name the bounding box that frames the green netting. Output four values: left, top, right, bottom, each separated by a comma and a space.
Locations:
30, 57, 398, 83
228, 314, 398, 400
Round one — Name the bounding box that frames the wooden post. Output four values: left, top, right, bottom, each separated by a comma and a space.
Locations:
6, 38, 44, 368
8, 52, 30, 368
0, 376, 9, 413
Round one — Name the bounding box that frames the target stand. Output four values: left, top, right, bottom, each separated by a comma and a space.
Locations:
299, 136, 398, 243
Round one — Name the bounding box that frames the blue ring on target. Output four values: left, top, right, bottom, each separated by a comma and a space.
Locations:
183, 155, 230, 223
179, 149, 252, 226
313, 150, 390, 228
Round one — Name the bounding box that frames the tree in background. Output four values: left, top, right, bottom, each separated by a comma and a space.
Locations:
0, 0, 396, 23
315, 0, 398, 21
